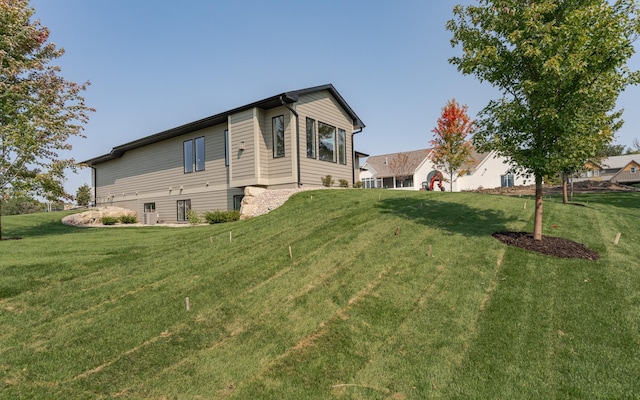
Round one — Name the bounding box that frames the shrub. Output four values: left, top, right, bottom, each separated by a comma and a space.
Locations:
186, 209, 202, 225
321, 175, 334, 187
205, 210, 240, 224
353, 180, 363, 188
101, 216, 118, 225
339, 179, 349, 188
119, 214, 137, 224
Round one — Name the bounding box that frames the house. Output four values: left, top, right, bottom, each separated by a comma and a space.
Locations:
360, 149, 433, 190
577, 154, 640, 184
359, 148, 527, 191
81, 84, 365, 224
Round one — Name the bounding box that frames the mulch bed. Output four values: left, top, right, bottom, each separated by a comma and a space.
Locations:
0, 237, 22, 241
493, 231, 600, 260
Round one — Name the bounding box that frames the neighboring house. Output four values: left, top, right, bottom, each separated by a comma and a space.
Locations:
577, 154, 640, 184
360, 149, 433, 190
359, 148, 527, 191
82, 84, 365, 224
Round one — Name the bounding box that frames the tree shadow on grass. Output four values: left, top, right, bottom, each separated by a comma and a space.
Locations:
375, 196, 519, 237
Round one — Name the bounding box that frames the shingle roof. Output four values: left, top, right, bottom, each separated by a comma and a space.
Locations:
601, 154, 640, 169
82, 84, 364, 165
363, 149, 431, 177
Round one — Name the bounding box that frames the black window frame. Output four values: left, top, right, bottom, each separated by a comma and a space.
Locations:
224, 129, 229, 167
306, 117, 316, 159
272, 115, 285, 158
195, 136, 205, 172
177, 199, 191, 222
183, 139, 194, 173
338, 128, 346, 165
144, 202, 156, 213
318, 121, 336, 163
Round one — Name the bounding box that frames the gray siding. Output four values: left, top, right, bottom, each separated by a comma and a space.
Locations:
229, 109, 256, 183
94, 123, 236, 223
264, 107, 294, 180
297, 90, 355, 187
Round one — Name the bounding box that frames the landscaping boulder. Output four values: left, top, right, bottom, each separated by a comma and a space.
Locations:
62, 207, 137, 226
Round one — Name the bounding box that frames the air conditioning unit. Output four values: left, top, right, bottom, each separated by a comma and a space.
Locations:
143, 213, 158, 225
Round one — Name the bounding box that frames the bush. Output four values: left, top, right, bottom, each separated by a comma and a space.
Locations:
339, 179, 349, 188
186, 209, 202, 225
205, 210, 240, 224
353, 181, 363, 188
119, 214, 137, 224
101, 216, 118, 225
321, 175, 334, 187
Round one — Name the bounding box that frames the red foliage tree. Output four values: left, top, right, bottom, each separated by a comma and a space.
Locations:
429, 99, 474, 192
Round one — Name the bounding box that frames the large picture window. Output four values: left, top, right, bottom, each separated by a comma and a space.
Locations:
273, 115, 285, 158
318, 122, 336, 162
184, 137, 205, 173
306, 118, 316, 159
177, 199, 191, 222
338, 129, 346, 165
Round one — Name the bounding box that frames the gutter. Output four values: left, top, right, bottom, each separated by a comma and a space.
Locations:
351, 127, 363, 185
280, 95, 301, 187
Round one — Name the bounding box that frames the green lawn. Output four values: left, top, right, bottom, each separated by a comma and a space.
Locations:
1, 190, 639, 399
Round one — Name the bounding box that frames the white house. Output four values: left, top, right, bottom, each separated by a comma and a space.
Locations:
360, 148, 528, 191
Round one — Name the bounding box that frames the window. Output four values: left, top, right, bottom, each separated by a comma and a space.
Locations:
318, 122, 336, 162
183, 140, 193, 173
184, 137, 205, 173
306, 118, 316, 158
195, 137, 205, 171
338, 129, 346, 165
501, 174, 515, 187
144, 203, 156, 213
631, 166, 637, 174
224, 130, 229, 167
273, 115, 285, 158
233, 195, 244, 211
177, 199, 191, 222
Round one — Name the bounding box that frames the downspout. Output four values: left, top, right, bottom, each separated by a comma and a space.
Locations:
280, 95, 301, 187
351, 127, 363, 185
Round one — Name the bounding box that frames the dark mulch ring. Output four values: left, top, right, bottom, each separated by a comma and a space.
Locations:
0, 237, 22, 241
493, 231, 600, 260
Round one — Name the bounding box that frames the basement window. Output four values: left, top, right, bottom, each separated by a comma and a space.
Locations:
177, 199, 191, 222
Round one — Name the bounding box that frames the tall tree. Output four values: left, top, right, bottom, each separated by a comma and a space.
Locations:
0, 0, 92, 239
448, 0, 639, 240
75, 183, 91, 207
429, 99, 474, 192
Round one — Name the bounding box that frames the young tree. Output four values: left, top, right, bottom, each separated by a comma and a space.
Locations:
429, 99, 474, 192
388, 152, 414, 188
448, 0, 639, 240
0, 0, 92, 238
76, 184, 91, 207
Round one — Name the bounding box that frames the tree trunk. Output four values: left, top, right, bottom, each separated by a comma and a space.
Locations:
534, 174, 543, 241
0, 198, 3, 241
562, 173, 569, 204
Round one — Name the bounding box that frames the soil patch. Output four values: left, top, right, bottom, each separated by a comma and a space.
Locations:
474, 180, 639, 196
0, 237, 22, 241
493, 231, 600, 260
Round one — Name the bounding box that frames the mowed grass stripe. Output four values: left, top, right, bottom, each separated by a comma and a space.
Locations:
2, 190, 639, 399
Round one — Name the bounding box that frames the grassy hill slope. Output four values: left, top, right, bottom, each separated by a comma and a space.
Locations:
1, 190, 639, 399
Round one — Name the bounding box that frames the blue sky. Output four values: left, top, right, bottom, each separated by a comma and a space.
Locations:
30, 0, 640, 196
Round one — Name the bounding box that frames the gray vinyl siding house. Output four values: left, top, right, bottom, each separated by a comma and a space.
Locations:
82, 84, 365, 224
